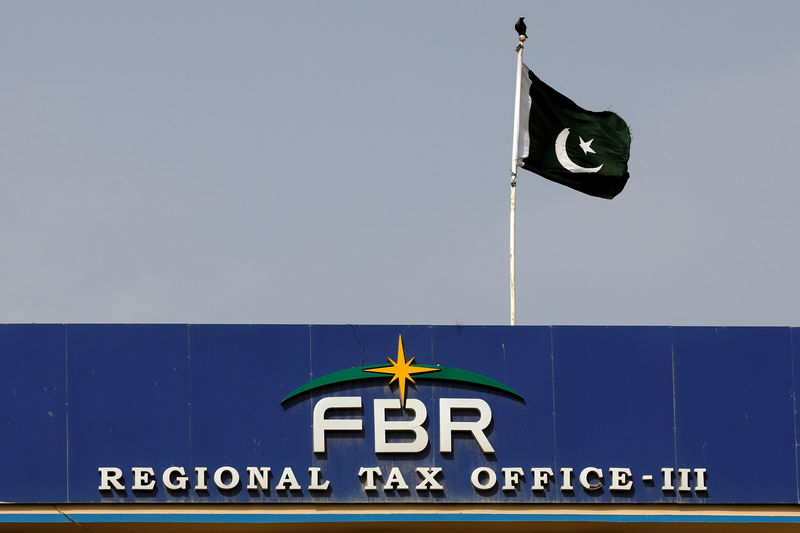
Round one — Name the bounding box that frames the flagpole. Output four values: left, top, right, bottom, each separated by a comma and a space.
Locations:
509, 35, 524, 326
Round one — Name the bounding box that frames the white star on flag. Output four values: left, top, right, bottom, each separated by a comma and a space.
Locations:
578, 136, 596, 155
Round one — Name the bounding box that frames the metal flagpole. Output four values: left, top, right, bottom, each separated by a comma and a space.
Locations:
509, 32, 525, 325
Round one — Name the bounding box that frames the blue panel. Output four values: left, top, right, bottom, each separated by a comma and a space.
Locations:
673, 327, 795, 503
189, 324, 310, 502
552, 326, 674, 503
2, 324, 799, 505
0, 324, 67, 502
66, 324, 190, 502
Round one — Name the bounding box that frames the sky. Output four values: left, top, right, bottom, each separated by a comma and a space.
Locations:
1, 1, 799, 326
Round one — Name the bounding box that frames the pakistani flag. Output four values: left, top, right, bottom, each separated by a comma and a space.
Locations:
517, 63, 631, 199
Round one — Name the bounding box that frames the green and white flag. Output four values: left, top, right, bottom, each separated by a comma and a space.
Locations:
517, 63, 631, 199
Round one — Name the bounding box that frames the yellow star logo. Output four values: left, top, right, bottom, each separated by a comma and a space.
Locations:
363, 334, 440, 407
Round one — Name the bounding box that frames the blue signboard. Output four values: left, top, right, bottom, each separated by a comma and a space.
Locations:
0, 324, 797, 504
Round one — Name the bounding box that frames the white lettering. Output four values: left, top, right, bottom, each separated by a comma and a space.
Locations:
214, 466, 240, 490
276, 467, 301, 491
531, 467, 553, 491
96, 463, 709, 499
416, 467, 444, 491
560, 467, 574, 491
313, 396, 363, 453
609, 467, 632, 491
374, 398, 428, 453
162, 466, 188, 491
98, 467, 124, 491
501, 467, 524, 491
195, 467, 208, 491
131, 467, 155, 491
246, 467, 270, 491
694, 468, 708, 491
579, 467, 603, 491
383, 467, 409, 491
308, 467, 330, 491
661, 467, 674, 491
677, 468, 692, 492
470, 466, 497, 491
358, 467, 382, 491
439, 398, 494, 454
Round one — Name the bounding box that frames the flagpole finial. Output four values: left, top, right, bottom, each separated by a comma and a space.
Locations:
515, 17, 527, 50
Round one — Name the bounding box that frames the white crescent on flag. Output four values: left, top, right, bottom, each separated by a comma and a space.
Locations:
554, 128, 603, 173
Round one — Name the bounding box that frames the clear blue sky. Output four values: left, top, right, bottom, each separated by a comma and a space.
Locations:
2, 1, 798, 325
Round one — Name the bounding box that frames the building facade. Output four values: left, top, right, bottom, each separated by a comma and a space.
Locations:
2, 324, 799, 530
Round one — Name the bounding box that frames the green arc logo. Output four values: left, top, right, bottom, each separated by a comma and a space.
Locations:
282, 335, 524, 405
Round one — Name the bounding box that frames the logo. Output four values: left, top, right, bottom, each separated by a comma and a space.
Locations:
281, 334, 524, 407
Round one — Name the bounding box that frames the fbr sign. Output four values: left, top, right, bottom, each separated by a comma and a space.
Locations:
1, 324, 794, 504
313, 396, 494, 454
